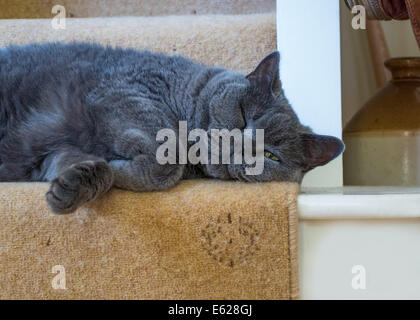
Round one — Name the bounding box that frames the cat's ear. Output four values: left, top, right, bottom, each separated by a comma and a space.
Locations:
301, 134, 345, 173
246, 51, 281, 97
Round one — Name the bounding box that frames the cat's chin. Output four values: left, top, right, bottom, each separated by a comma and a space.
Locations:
203, 163, 302, 183
202, 164, 232, 180
204, 164, 259, 182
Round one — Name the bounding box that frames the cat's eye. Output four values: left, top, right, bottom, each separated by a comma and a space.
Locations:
264, 151, 280, 161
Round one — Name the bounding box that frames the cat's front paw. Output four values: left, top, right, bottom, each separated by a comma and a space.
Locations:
46, 160, 113, 214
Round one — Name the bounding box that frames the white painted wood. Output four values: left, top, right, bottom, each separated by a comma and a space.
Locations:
300, 220, 420, 299
298, 187, 420, 219
276, 0, 343, 187
298, 187, 420, 299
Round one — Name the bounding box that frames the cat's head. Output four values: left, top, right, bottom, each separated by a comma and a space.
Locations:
203, 51, 344, 183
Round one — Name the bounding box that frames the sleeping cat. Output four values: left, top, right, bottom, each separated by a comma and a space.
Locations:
0, 42, 344, 214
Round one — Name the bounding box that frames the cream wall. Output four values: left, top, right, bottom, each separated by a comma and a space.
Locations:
340, 3, 376, 128
340, 4, 419, 128
381, 20, 419, 57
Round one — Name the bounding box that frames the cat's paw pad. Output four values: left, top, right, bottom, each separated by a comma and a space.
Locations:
46, 161, 112, 214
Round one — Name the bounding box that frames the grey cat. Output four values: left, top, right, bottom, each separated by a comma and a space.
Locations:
0, 42, 344, 214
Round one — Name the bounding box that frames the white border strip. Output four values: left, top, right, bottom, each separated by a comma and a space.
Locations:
298, 193, 420, 219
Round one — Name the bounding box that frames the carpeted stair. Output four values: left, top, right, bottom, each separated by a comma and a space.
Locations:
0, 0, 300, 300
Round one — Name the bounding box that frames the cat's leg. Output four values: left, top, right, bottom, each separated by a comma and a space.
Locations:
0, 164, 7, 181
110, 128, 184, 191
40, 148, 114, 214
0, 162, 29, 181
110, 155, 184, 191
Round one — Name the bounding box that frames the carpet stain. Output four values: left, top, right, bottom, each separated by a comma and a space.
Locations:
200, 212, 260, 267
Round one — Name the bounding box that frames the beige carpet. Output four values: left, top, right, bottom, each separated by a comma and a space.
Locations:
0, 14, 276, 74
0, 0, 275, 18
0, 180, 299, 299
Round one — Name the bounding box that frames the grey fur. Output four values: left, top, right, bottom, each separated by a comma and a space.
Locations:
0, 42, 344, 214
